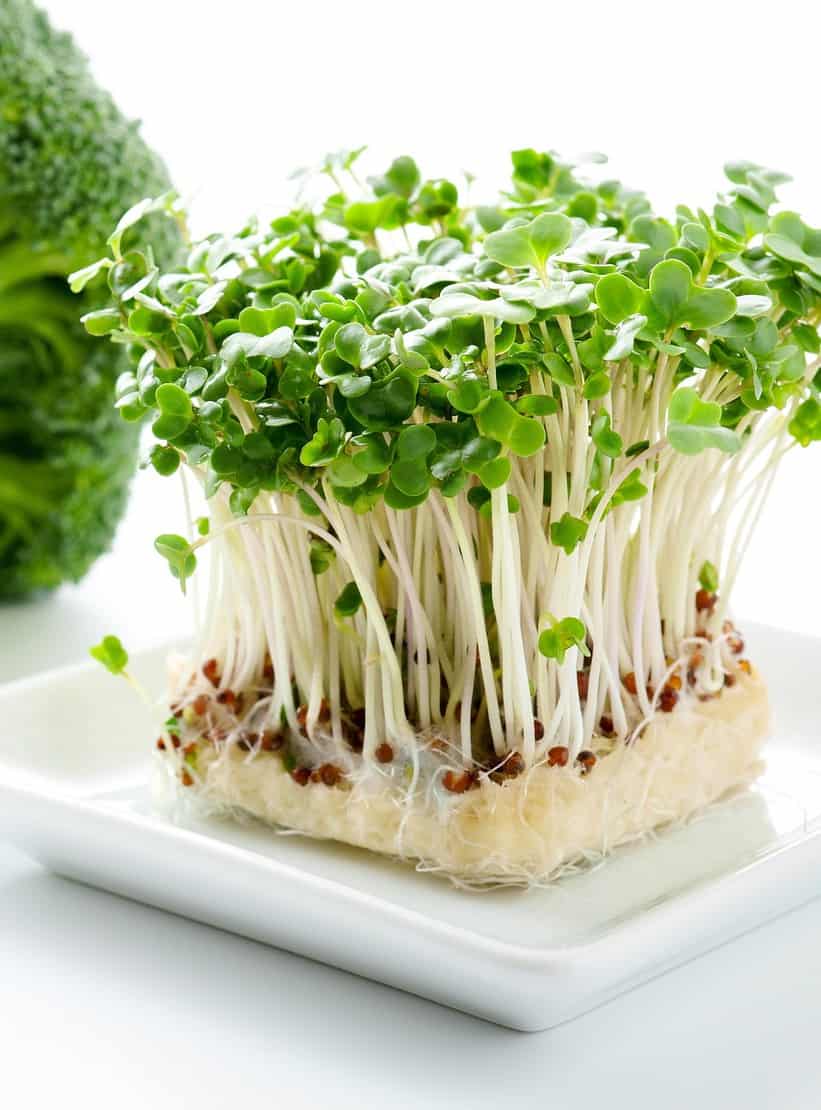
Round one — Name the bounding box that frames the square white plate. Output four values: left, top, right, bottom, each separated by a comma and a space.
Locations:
1, 621, 820, 1031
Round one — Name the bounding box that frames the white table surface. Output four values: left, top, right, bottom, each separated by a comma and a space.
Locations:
2, 468, 821, 1110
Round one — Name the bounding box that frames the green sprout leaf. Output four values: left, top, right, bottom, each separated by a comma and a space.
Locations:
344, 195, 406, 235
550, 512, 588, 555
679, 287, 737, 330
81, 307, 122, 336
347, 370, 417, 432
376, 155, 420, 199
222, 327, 293, 366
309, 537, 336, 576
335, 323, 391, 369
764, 211, 821, 278
516, 394, 558, 416
460, 436, 500, 474
596, 273, 646, 324
527, 213, 575, 269
334, 581, 363, 619
583, 372, 610, 400
485, 229, 539, 271
542, 353, 576, 387
384, 480, 428, 509
668, 387, 741, 455
328, 455, 368, 488
352, 433, 392, 474
508, 414, 545, 456
500, 278, 591, 315
648, 259, 736, 331
475, 395, 544, 455
538, 617, 588, 665
154, 533, 197, 592
68, 256, 113, 294
451, 378, 487, 413
478, 456, 511, 489
431, 292, 535, 325
484, 213, 573, 273
390, 457, 431, 497
735, 294, 772, 318
89, 634, 129, 676
107, 191, 176, 257
649, 259, 692, 327
149, 444, 180, 476
475, 394, 517, 441
789, 397, 821, 446
152, 382, 194, 440
300, 418, 345, 466
591, 411, 623, 458
396, 424, 436, 460
610, 468, 648, 508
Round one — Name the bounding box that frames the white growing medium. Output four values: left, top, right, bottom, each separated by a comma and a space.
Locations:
185, 666, 771, 885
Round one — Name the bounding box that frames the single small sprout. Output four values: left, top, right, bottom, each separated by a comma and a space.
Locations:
154, 533, 197, 592
90, 634, 129, 676
89, 633, 161, 716
538, 617, 589, 665
698, 561, 719, 594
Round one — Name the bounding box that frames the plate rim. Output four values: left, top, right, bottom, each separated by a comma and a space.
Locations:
1, 620, 819, 967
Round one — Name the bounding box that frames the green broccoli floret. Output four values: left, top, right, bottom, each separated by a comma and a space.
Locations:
0, 0, 182, 598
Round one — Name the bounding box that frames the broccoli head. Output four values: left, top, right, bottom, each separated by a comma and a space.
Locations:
0, 0, 182, 598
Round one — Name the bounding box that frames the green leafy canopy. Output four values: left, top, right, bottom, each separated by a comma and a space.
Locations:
74, 147, 820, 594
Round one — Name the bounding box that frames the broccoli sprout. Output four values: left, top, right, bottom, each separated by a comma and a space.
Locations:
80, 148, 821, 772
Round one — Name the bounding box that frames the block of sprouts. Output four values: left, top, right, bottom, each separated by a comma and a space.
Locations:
79, 151, 821, 885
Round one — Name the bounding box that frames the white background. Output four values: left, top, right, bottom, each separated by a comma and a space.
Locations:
2, 1, 821, 1106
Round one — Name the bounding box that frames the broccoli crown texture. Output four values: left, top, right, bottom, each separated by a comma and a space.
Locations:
0, 0, 181, 598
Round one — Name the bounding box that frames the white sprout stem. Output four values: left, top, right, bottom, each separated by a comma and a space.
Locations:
484, 316, 536, 761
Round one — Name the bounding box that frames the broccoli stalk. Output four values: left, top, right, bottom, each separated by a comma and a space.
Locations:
0, 0, 182, 598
